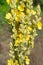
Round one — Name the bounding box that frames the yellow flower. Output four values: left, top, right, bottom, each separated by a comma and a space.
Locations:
6, 0, 11, 4
14, 10, 25, 22
21, 3, 25, 7
14, 40, 20, 46
15, 60, 19, 64
18, 34, 24, 42
26, 35, 30, 40
26, 9, 30, 14
20, 38, 24, 42
25, 58, 30, 65
20, 12, 25, 16
24, 56, 30, 65
14, 60, 19, 65
14, 16, 20, 22
11, 9, 15, 14
5, 13, 12, 19
18, 6, 24, 11
14, 10, 21, 22
37, 21, 42, 30
31, 10, 36, 15
28, 26, 32, 32
14, 10, 20, 15
15, 0, 18, 3
18, 34, 23, 39
8, 59, 14, 65
18, 3, 25, 11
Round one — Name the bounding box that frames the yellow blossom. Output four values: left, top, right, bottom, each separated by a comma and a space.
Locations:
20, 12, 25, 16
14, 40, 20, 46
18, 6, 24, 11
11, 9, 15, 14
15, 0, 18, 3
6, 0, 11, 4
20, 38, 24, 42
31, 10, 36, 15
14, 10, 20, 15
18, 34, 24, 42
37, 21, 42, 30
26, 35, 30, 40
18, 34, 23, 39
15, 60, 19, 65
28, 26, 32, 32
18, 3, 25, 11
24, 56, 30, 65
14, 16, 20, 22
5, 13, 12, 19
26, 9, 30, 14
15, 10, 24, 16
14, 10, 25, 21
21, 3, 25, 7
8, 59, 14, 65
25, 58, 30, 65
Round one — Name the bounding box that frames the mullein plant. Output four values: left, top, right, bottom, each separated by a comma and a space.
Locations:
6, 0, 42, 65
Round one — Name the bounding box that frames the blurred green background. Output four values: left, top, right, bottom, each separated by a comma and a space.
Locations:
0, 0, 10, 28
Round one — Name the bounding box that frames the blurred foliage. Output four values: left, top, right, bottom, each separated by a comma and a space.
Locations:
0, 0, 10, 28
33, 0, 43, 5
33, 0, 43, 12
38, 0, 43, 4
0, 0, 10, 16
0, 0, 6, 5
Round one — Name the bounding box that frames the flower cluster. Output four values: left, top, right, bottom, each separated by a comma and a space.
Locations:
6, 0, 42, 65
